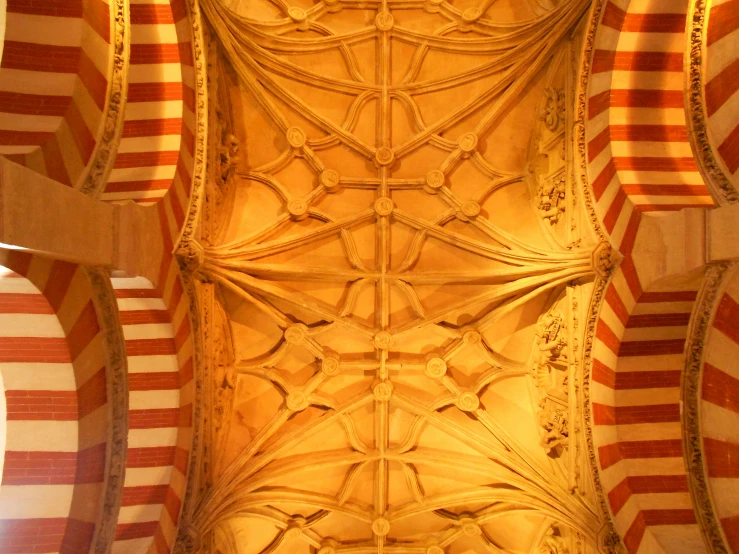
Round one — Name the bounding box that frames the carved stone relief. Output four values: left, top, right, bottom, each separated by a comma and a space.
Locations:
682, 262, 735, 554
78, 0, 130, 196
526, 49, 577, 250
85, 267, 129, 554
685, 0, 738, 206
539, 523, 570, 554
532, 305, 570, 455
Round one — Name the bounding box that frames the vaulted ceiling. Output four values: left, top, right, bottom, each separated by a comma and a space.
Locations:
0, 0, 738, 553
187, 0, 605, 551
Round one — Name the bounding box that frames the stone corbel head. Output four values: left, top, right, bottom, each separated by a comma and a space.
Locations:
173, 524, 202, 554
599, 524, 625, 554
176, 240, 207, 280
592, 241, 618, 279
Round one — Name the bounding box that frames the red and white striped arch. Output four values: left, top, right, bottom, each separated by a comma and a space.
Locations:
700, 267, 739, 553
0, 251, 112, 554
703, 0, 739, 187
591, 263, 706, 554
102, 0, 196, 209
585, 0, 714, 251
111, 271, 193, 554
0, 0, 198, 213
0, 0, 111, 187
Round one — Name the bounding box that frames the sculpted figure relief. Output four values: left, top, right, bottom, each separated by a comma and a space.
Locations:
535, 310, 567, 375
176, 241, 206, 276
592, 242, 616, 278
219, 133, 240, 185
538, 400, 569, 452
173, 525, 201, 554
538, 174, 567, 224
540, 524, 570, 554
533, 308, 570, 454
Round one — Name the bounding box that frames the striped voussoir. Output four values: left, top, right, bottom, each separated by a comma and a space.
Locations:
102, 0, 196, 209
591, 257, 708, 554
111, 272, 193, 554
705, 0, 739, 186
586, 0, 714, 251
0, 251, 110, 554
700, 271, 739, 552
0, 0, 111, 187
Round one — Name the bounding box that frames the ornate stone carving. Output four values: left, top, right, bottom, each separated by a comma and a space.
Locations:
682, 262, 734, 554
541, 87, 565, 132
79, 0, 129, 196
85, 267, 129, 554
527, 53, 577, 250
176, 240, 206, 275
174, 524, 202, 554
592, 241, 615, 279
601, 527, 626, 554
540, 524, 570, 554
211, 297, 235, 437
538, 173, 567, 224
205, 33, 239, 244
538, 400, 569, 453
574, 0, 628, 507
533, 307, 570, 454
534, 310, 568, 384
177, 0, 210, 248
218, 133, 240, 186
172, 0, 209, 550
685, 0, 738, 206
582, 271, 625, 552
575, 0, 609, 244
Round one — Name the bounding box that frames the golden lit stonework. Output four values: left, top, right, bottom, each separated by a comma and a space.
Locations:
193, 0, 603, 551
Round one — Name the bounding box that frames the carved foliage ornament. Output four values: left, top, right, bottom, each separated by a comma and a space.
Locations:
576, 5, 627, 542
575, 0, 609, 244
85, 268, 129, 554
541, 87, 566, 133
682, 262, 734, 554
178, 0, 210, 248
173, 0, 210, 548
685, 0, 738, 206
582, 274, 625, 552
79, 0, 130, 196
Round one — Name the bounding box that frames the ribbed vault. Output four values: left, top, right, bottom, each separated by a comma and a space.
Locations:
185, 0, 611, 552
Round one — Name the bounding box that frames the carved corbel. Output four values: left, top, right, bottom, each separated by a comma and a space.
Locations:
174, 524, 203, 554
599, 526, 626, 554
591, 241, 617, 279
176, 240, 208, 280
